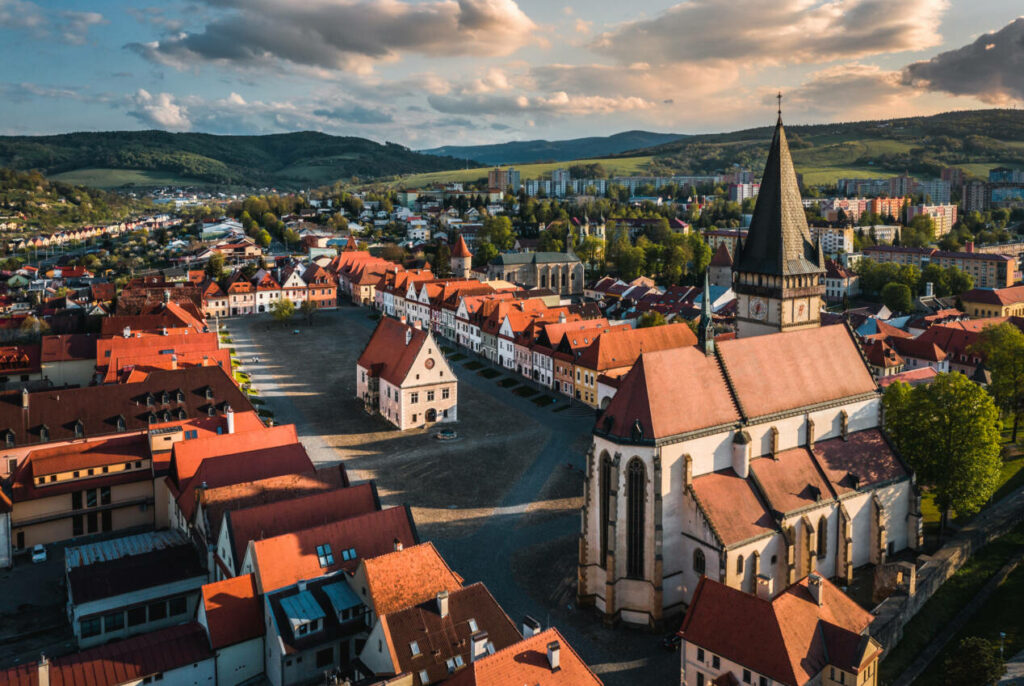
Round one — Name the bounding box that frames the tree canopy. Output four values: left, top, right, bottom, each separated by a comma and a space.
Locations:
972, 323, 1024, 441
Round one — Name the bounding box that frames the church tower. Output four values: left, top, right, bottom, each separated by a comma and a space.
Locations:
733, 104, 825, 338
450, 234, 473, 279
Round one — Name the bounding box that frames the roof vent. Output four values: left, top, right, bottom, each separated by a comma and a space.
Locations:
522, 615, 541, 638
436, 590, 449, 618
123, 326, 131, 339
405, 328, 413, 346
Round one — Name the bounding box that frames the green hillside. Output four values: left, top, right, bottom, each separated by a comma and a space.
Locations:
633, 109, 1024, 182
0, 130, 469, 189
390, 157, 653, 189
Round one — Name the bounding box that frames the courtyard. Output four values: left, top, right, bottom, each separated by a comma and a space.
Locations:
225, 306, 679, 685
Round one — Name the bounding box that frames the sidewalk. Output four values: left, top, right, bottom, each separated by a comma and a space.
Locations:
1000, 648, 1024, 685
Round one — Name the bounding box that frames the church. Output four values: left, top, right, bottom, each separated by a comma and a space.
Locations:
576, 113, 923, 628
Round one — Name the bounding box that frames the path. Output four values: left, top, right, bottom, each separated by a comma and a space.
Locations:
1000, 648, 1024, 685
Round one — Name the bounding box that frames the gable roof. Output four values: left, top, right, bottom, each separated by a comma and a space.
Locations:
360, 542, 464, 616
251, 505, 418, 593
445, 627, 602, 686
200, 573, 263, 649
961, 285, 1024, 306
750, 447, 834, 516
170, 422, 297, 486
679, 575, 876, 686
690, 468, 776, 547
575, 323, 697, 372
356, 317, 435, 387
709, 242, 733, 267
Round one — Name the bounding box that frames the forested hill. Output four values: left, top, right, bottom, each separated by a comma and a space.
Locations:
628, 109, 1024, 180
420, 130, 686, 165
0, 130, 470, 189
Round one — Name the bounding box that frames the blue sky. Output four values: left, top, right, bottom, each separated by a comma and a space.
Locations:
0, 1, 1022, 148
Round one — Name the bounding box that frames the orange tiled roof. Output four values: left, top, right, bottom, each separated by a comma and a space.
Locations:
690, 468, 776, 547
356, 317, 432, 387
446, 627, 603, 686
170, 422, 297, 486
360, 542, 464, 616
200, 573, 263, 649
575, 323, 696, 372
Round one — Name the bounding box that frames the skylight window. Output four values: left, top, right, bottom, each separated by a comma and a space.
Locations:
341, 547, 357, 561
468, 619, 478, 632
316, 544, 334, 567
409, 641, 420, 657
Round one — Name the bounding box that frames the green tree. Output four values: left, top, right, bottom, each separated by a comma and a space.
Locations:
205, 253, 225, 281
433, 243, 451, 277
637, 311, 667, 328
270, 298, 295, 324
616, 245, 646, 281
946, 266, 973, 295
482, 216, 514, 250
942, 637, 1006, 686
282, 228, 300, 250
299, 299, 317, 324
256, 229, 272, 249
473, 241, 498, 268
883, 373, 1002, 536
881, 282, 912, 313
578, 236, 605, 273
973, 323, 1024, 441
920, 263, 950, 297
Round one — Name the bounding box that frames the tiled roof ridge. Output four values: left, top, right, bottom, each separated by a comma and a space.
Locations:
712, 344, 747, 421
364, 540, 463, 582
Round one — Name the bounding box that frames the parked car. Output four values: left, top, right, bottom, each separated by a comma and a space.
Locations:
434, 428, 458, 441
31, 544, 46, 564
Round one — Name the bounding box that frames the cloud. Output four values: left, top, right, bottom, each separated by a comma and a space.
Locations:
0, 1, 105, 43
592, 0, 947, 66
129, 0, 537, 73
902, 17, 1024, 104
574, 18, 592, 34
128, 89, 191, 130
428, 91, 655, 116
312, 103, 394, 124
782, 64, 916, 119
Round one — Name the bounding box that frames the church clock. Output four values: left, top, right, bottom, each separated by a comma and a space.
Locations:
749, 297, 767, 321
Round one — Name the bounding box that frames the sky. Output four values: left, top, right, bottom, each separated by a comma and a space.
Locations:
0, 0, 1022, 149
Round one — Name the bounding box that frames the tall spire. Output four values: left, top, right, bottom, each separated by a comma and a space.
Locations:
698, 269, 715, 355
732, 112, 822, 278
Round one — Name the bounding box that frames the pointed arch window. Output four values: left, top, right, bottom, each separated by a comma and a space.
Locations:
693, 549, 706, 576
736, 554, 744, 576
599, 453, 612, 569
626, 458, 646, 579
817, 516, 828, 559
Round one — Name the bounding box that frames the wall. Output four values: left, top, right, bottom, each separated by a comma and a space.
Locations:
41, 359, 95, 387
74, 578, 204, 648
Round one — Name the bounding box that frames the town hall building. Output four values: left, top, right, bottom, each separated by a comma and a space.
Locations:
577, 114, 922, 629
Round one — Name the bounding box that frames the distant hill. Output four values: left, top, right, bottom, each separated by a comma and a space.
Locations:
625, 109, 1024, 184
0, 130, 470, 189
419, 130, 686, 166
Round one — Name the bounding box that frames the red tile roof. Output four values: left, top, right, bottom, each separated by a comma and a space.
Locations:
360, 542, 464, 616
750, 448, 834, 515
679, 575, 876, 686
451, 234, 473, 258
690, 468, 776, 546
877, 366, 939, 388
356, 317, 433, 387
201, 573, 263, 649
446, 627, 602, 686
575, 323, 697, 372
710, 242, 733, 267
0, 623, 213, 686
961, 285, 1024, 306
717, 326, 876, 419
889, 337, 946, 362
170, 422, 297, 486
40, 334, 98, 363
224, 480, 376, 570
810, 429, 907, 496
251, 505, 418, 593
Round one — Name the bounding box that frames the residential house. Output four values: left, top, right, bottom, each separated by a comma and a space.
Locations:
960, 285, 1024, 318
197, 573, 266, 686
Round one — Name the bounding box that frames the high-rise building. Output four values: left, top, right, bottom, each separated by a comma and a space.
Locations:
487, 168, 510, 190
508, 167, 521, 192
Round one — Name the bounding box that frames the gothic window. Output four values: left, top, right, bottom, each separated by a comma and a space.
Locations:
599, 453, 612, 569
736, 554, 744, 576
625, 458, 645, 579
693, 549, 706, 576
817, 516, 828, 559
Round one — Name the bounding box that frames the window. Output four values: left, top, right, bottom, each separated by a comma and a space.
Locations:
168, 596, 187, 616
86, 489, 97, 508
697, 674, 705, 686
760, 677, 770, 686
454, 655, 464, 668
736, 555, 744, 575
743, 669, 751, 683
80, 617, 101, 638
427, 390, 435, 402
72, 515, 83, 536
127, 606, 147, 627
100, 487, 111, 505
697, 647, 704, 662
148, 601, 167, 621
419, 670, 429, 684
446, 658, 456, 673
409, 641, 421, 657
442, 387, 450, 400
72, 491, 82, 510
342, 547, 357, 561
626, 458, 646, 578
694, 549, 706, 576
316, 544, 334, 567
185, 430, 197, 440
712, 655, 720, 670
104, 612, 125, 633
410, 392, 419, 404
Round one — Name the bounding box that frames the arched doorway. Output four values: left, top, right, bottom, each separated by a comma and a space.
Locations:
426, 408, 437, 422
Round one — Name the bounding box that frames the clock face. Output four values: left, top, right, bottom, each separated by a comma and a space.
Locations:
424, 358, 435, 370
796, 301, 807, 321
750, 298, 767, 321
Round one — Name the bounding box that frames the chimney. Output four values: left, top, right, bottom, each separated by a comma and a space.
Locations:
225, 406, 235, 434
924, 281, 934, 297
123, 326, 131, 339
412, 319, 422, 330
546, 641, 561, 671
298, 579, 307, 592
470, 631, 489, 662
393, 538, 403, 552
202, 355, 209, 367
405, 328, 413, 346
522, 615, 541, 638
38, 654, 50, 686
965, 241, 975, 253
400, 315, 407, 325
731, 430, 751, 479
756, 574, 774, 600
436, 590, 449, 617
558, 311, 566, 323
806, 418, 816, 447
171, 354, 178, 370
162, 327, 168, 336
808, 572, 824, 606
21, 387, 29, 410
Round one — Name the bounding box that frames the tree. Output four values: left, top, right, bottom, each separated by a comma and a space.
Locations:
282, 228, 300, 250
973, 323, 1024, 441
920, 263, 950, 297
299, 299, 317, 324
205, 253, 225, 280
616, 245, 646, 281
883, 373, 1002, 536
881, 282, 912, 313
637, 311, 667, 328
434, 243, 451, 277
256, 229, 272, 249
943, 637, 1006, 686
578, 236, 605, 273
270, 298, 295, 324
946, 266, 973, 295
481, 216, 514, 250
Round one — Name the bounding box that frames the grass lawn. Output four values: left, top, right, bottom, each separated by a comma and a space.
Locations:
448, 353, 466, 362
879, 521, 1024, 684
531, 394, 556, 406
915, 556, 1024, 684
463, 360, 483, 371
478, 368, 500, 379
498, 378, 518, 389
513, 386, 538, 398
50, 167, 208, 188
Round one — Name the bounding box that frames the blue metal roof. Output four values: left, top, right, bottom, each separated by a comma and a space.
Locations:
280, 590, 325, 627
323, 581, 361, 613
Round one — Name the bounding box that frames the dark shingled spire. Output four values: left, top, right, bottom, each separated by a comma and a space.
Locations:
733, 116, 823, 277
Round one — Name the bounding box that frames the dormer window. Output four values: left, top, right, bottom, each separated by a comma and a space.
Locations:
74, 420, 84, 439
148, 413, 157, 425
177, 408, 187, 420
161, 391, 169, 405
39, 425, 49, 442
5, 431, 14, 448
316, 544, 334, 567
208, 406, 216, 417
145, 393, 155, 407
116, 415, 126, 432
409, 641, 421, 657
205, 387, 214, 400
176, 390, 184, 403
